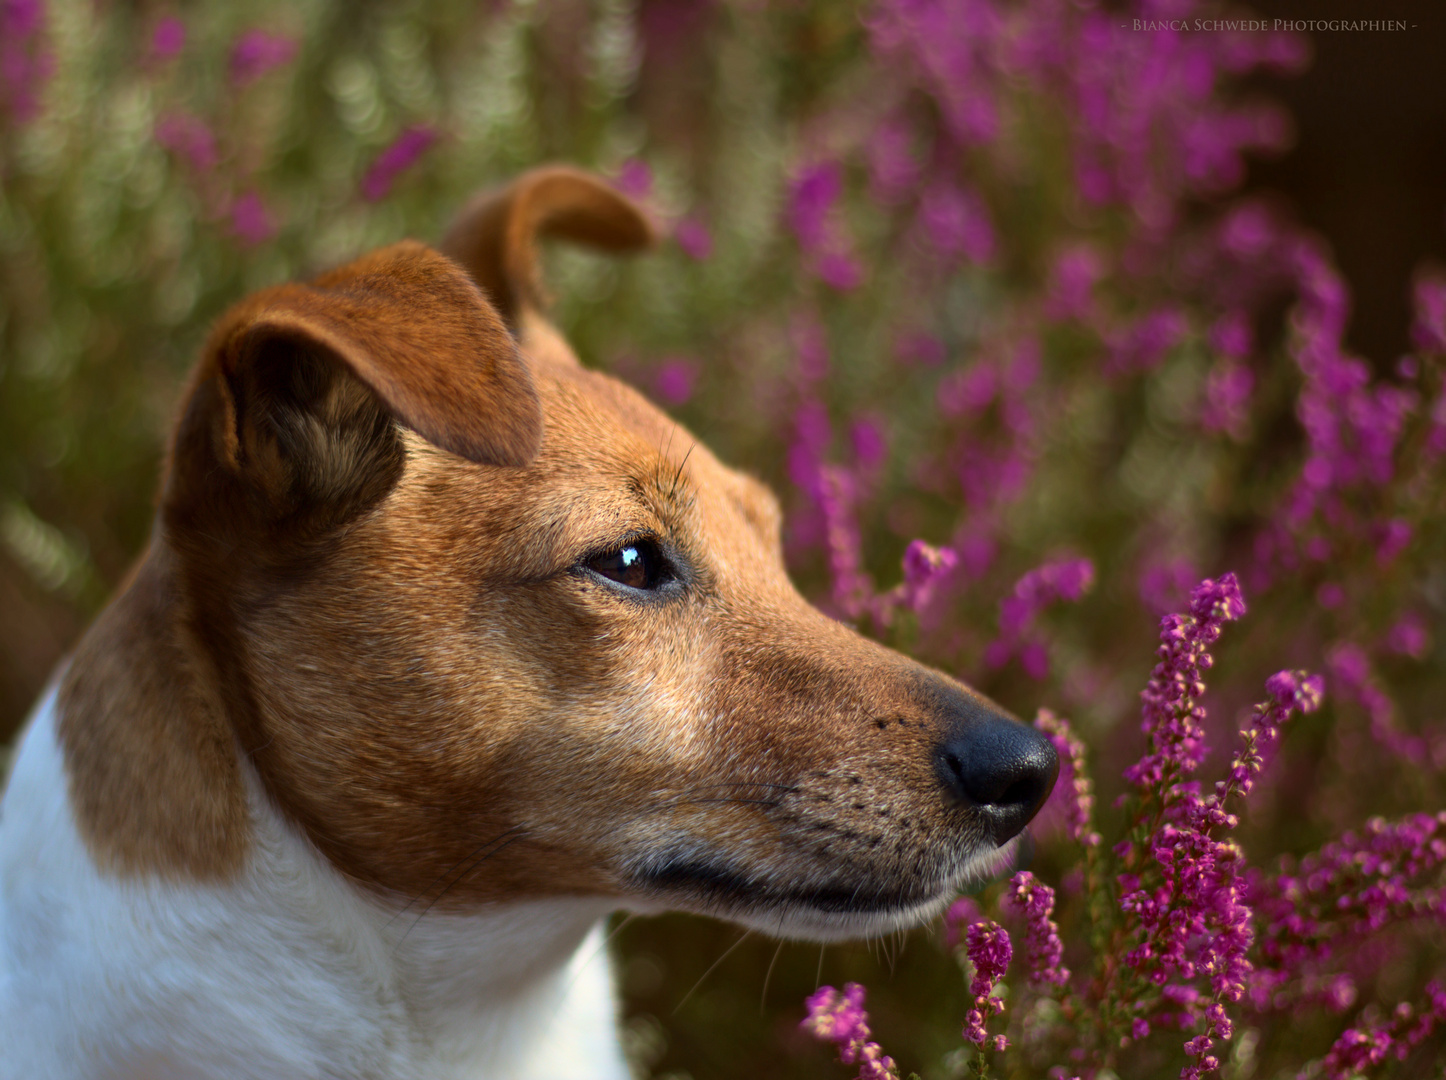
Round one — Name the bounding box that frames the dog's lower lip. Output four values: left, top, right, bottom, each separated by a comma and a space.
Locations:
632, 857, 939, 915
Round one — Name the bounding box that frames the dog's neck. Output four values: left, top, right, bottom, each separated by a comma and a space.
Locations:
5, 557, 629, 1080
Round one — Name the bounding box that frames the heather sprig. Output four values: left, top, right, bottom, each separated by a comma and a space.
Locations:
1004, 872, 1068, 989
962, 921, 1012, 1057
985, 558, 1095, 680
802, 983, 903, 1080
1123, 573, 1247, 796
1033, 708, 1100, 849
1073, 579, 1322, 1075
1304, 982, 1446, 1080
1251, 812, 1446, 1014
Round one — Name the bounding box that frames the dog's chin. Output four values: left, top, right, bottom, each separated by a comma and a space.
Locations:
624, 836, 1022, 943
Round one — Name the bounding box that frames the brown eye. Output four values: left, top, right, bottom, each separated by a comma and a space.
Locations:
587, 541, 667, 591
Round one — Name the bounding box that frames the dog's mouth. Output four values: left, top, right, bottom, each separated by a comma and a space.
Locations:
623, 837, 1023, 940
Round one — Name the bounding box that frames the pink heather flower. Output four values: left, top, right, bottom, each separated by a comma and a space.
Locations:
1327, 642, 1443, 766
937, 364, 997, 417
789, 162, 843, 253
850, 417, 887, 471
155, 113, 218, 173
1384, 613, 1430, 659
1124, 573, 1245, 791
1005, 872, 1069, 988
863, 0, 1001, 145
1410, 271, 1446, 354
652, 357, 698, 406
674, 217, 712, 260
953, 533, 996, 580
2, 0, 53, 123
818, 466, 872, 620
613, 158, 652, 199
1221, 669, 1324, 804
360, 125, 438, 202
867, 116, 921, 205
1208, 311, 1253, 360
789, 162, 863, 288
2, 0, 41, 40
786, 398, 830, 500
1200, 359, 1254, 440
918, 182, 995, 265
895, 332, 945, 368
150, 16, 185, 62
229, 191, 277, 247
1033, 709, 1099, 847
883, 539, 956, 617
1217, 200, 1278, 262
1374, 518, 1412, 564
229, 30, 298, 86
801, 983, 901, 1080
1311, 983, 1446, 1080
1107, 307, 1188, 376
962, 921, 1012, 1050
1253, 816, 1446, 1015
1118, 662, 1321, 1077
988, 557, 1094, 677
816, 251, 865, 291
1042, 245, 1104, 323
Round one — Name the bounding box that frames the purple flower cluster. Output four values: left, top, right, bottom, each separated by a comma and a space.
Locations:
229, 191, 276, 247
882, 539, 957, 618
1327, 642, 1446, 769
801, 983, 900, 1080
1032, 709, 1099, 847
1, 0, 53, 123
149, 17, 186, 64
1310, 982, 1446, 1080
673, 217, 712, 261
1109, 578, 1324, 1077
962, 921, 1012, 1051
1252, 813, 1446, 1015
360, 125, 438, 202
788, 162, 864, 291
229, 30, 298, 87
155, 113, 219, 174
985, 557, 1094, 679
1252, 239, 1427, 587
1411, 272, 1446, 355
1004, 871, 1068, 988
817, 466, 872, 621
1123, 574, 1246, 792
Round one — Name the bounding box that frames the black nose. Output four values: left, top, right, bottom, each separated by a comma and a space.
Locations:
935, 700, 1058, 846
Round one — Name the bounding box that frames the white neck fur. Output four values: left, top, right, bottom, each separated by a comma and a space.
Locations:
0, 687, 631, 1080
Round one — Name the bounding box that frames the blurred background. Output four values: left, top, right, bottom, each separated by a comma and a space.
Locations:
2, 1, 1443, 1077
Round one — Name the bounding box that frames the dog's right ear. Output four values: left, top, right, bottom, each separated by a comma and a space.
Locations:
163, 240, 540, 536
440, 166, 655, 335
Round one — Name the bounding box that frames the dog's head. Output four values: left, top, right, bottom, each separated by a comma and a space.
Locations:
70, 168, 1056, 940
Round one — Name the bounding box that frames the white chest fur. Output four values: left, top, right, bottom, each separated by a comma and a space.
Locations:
0, 689, 631, 1080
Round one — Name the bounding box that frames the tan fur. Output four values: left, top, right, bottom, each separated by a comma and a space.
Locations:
441, 165, 655, 332
57, 169, 1034, 923
57, 545, 249, 879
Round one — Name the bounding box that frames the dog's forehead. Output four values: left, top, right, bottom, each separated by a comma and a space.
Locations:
397, 359, 780, 560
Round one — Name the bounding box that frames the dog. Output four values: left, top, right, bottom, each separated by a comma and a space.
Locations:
0, 167, 1057, 1079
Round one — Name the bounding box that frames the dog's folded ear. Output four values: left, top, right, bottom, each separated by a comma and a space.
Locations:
440, 166, 655, 332
165, 240, 540, 532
